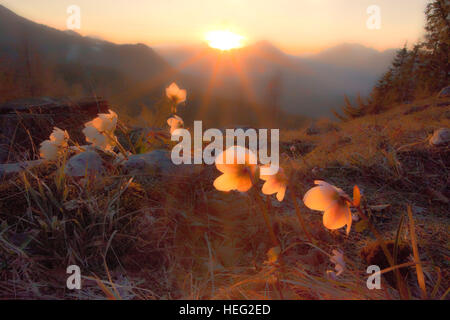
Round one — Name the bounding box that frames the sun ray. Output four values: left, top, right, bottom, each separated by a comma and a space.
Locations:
196, 54, 223, 122
229, 54, 267, 126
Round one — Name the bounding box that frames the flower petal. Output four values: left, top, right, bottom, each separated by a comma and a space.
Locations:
303, 185, 337, 211
345, 209, 353, 235
215, 146, 257, 174
213, 173, 238, 192
323, 203, 351, 231
276, 185, 286, 201
235, 174, 253, 192
262, 180, 278, 195
39, 140, 58, 160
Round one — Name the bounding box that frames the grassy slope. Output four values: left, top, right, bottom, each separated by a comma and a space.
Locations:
0, 96, 448, 299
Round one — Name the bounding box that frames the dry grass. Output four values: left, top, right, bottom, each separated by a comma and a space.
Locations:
0, 96, 448, 300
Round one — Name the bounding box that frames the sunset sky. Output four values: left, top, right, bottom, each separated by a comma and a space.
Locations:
1, 0, 430, 54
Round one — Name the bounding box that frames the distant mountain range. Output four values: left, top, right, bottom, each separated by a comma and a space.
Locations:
155, 42, 396, 116
0, 4, 397, 119
0, 5, 169, 82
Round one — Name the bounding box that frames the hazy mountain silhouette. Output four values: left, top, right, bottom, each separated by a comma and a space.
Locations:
155, 41, 396, 116
0, 4, 169, 82
307, 43, 396, 72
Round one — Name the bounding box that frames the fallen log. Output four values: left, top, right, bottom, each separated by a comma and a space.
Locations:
0, 97, 109, 163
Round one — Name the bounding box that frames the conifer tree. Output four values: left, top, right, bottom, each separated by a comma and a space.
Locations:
421, 0, 449, 91
333, 0, 448, 121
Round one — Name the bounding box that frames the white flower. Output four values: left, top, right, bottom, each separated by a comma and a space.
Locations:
85, 110, 118, 133
82, 126, 114, 152
166, 82, 186, 104
40, 140, 59, 160
83, 109, 118, 152
49, 127, 69, 146
167, 115, 184, 134
328, 249, 346, 278
260, 167, 287, 201
39, 127, 70, 160
303, 180, 352, 234
213, 146, 259, 193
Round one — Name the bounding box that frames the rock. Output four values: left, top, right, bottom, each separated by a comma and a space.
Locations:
429, 128, 450, 146
64, 151, 103, 177
0, 160, 43, 177
123, 150, 175, 174
437, 86, 450, 98
123, 149, 202, 178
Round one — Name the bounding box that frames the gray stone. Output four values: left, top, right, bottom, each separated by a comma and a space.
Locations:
429, 128, 450, 146
124, 150, 175, 174
123, 149, 203, 178
0, 160, 43, 177
437, 86, 450, 98
64, 151, 103, 177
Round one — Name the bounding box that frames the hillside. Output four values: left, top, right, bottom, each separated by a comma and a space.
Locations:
0, 94, 448, 299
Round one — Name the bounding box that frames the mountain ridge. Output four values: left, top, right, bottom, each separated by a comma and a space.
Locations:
0, 4, 170, 82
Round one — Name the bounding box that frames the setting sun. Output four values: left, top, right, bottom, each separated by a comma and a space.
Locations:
205, 30, 245, 51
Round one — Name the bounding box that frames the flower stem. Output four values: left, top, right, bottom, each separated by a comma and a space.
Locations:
253, 189, 279, 248
289, 183, 313, 243
105, 132, 129, 160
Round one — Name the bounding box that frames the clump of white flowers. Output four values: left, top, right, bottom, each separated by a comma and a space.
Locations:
82, 110, 118, 152
39, 127, 70, 161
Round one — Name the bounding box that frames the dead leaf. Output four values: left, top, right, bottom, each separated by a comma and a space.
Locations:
265, 246, 281, 264
369, 204, 391, 211
353, 185, 361, 207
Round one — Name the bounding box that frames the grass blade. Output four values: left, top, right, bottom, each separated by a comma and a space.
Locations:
407, 205, 427, 299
